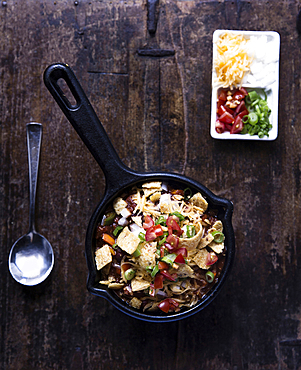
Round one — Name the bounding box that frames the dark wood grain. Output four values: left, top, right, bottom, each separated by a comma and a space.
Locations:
1, 0, 301, 369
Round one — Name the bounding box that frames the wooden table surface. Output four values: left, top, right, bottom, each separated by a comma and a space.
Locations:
1, 0, 301, 369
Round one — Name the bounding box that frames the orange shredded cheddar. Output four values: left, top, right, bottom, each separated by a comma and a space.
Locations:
214, 31, 253, 89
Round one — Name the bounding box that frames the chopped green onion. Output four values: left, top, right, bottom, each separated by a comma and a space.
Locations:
158, 235, 167, 246
211, 230, 225, 243
155, 215, 167, 226
248, 90, 259, 102
151, 264, 159, 277
113, 225, 123, 237
103, 211, 116, 226
124, 268, 135, 281
133, 244, 142, 257
184, 188, 192, 200
248, 112, 258, 125
205, 271, 215, 283
170, 211, 185, 221
161, 254, 177, 265
186, 225, 196, 238
138, 232, 146, 241
242, 89, 272, 138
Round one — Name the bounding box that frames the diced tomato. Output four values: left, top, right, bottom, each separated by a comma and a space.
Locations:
206, 252, 218, 266
166, 234, 179, 249
224, 123, 233, 132
149, 285, 155, 296
216, 87, 248, 136
235, 100, 247, 115
160, 270, 176, 281
175, 247, 187, 257
143, 215, 154, 229
158, 261, 169, 270
166, 216, 183, 236
166, 215, 179, 226
145, 224, 163, 241
230, 115, 244, 134
158, 299, 170, 313
174, 254, 185, 264
237, 109, 248, 120
160, 245, 165, 258
154, 273, 164, 289
217, 104, 234, 117
158, 298, 179, 313
217, 105, 226, 116
164, 242, 174, 252
218, 90, 227, 104
233, 88, 248, 101
219, 111, 234, 124
240, 87, 248, 96
215, 120, 225, 134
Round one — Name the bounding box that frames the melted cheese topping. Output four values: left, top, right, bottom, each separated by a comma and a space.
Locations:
214, 31, 253, 89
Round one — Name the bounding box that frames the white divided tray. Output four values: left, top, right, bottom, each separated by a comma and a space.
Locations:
210, 30, 280, 141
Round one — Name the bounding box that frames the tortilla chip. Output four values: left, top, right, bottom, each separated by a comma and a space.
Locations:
142, 182, 162, 189
199, 233, 214, 249
95, 245, 112, 270
212, 220, 223, 232
209, 241, 224, 254
178, 222, 203, 251
108, 282, 125, 289
173, 264, 194, 278
113, 197, 127, 215
193, 249, 210, 270
131, 278, 150, 292
189, 192, 208, 211
117, 226, 140, 255
150, 192, 161, 203
130, 297, 142, 309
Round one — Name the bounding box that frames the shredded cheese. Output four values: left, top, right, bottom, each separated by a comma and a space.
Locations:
214, 31, 254, 89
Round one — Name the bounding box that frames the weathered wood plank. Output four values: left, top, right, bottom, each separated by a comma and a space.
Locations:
1, 0, 301, 369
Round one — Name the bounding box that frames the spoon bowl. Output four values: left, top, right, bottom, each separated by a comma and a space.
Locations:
8, 123, 54, 286
9, 231, 54, 286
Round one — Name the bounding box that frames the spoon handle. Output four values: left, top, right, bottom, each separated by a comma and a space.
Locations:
26, 123, 42, 233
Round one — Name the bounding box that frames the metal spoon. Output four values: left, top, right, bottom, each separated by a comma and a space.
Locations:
8, 122, 54, 286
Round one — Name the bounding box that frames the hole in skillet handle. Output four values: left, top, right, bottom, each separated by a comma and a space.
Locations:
85, 174, 235, 323
44, 63, 81, 111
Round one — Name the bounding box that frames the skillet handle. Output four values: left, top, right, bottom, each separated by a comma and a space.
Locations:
43, 63, 140, 191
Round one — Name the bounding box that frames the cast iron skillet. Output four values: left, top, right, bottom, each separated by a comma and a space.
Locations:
43, 63, 235, 322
